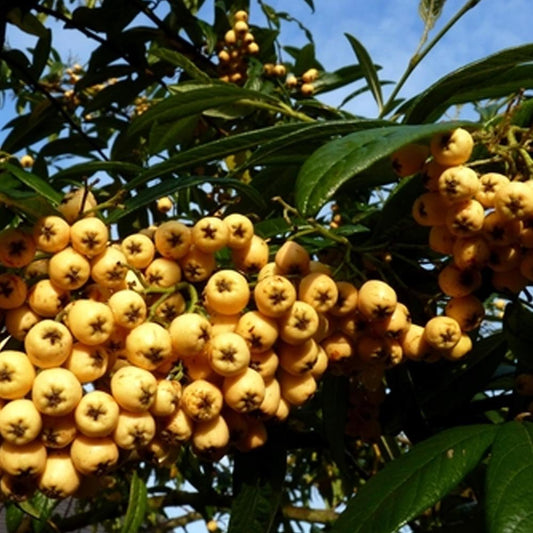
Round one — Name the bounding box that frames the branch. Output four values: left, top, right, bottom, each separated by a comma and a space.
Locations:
0, 50, 110, 160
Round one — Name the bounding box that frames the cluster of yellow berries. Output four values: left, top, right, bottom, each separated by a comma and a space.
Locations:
263, 64, 319, 97
396, 128, 533, 297
217, 10, 259, 85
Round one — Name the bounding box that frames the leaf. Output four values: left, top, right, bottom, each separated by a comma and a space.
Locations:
121, 471, 147, 533
0, 163, 62, 205
331, 424, 498, 533
150, 47, 211, 83
127, 84, 282, 137
418, 0, 447, 32
228, 438, 286, 533
295, 121, 475, 216
503, 301, 533, 369
401, 44, 533, 123
345, 33, 383, 113
50, 160, 142, 183
486, 421, 533, 533
106, 176, 266, 223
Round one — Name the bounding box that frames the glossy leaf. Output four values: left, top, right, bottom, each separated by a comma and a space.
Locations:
331, 424, 498, 533
295, 121, 474, 216
150, 47, 211, 82
128, 84, 282, 136
401, 44, 533, 123
486, 421, 533, 533
345, 33, 383, 113
121, 471, 147, 533
106, 176, 266, 223
50, 161, 142, 183
0, 163, 62, 204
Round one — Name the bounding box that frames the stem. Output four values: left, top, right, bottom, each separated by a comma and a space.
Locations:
380, 0, 483, 118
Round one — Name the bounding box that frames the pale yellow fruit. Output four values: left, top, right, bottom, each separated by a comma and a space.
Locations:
329, 281, 359, 317
144, 257, 182, 288
33, 215, 70, 253
121, 233, 155, 268
0, 440, 47, 477
179, 246, 216, 282
107, 289, 147, 329
208, 331, 250, 377
112, 410, 156, 449
430, 128, 474, 166
222, 367, 265, 413
68, 299, 115, 345
110, 365, 157, 413
159, 408, 194, 444
235, 311, 278, 354
192, 217, 229, 253
0, 228, 36, 269
253, 275, 296, 318
0, 350, 36, 399
40, 414, 77, 449
169, 313, 212, 358
48, 246, 91, 290
231, 234, 269, 273
27, 279, 69, 318
223, 213, 254, 249
0, 399, 42, 445
150, 379, 182, 417
249, 348, 279, 381
278, 338, 318, 376
32, 368, 82, 416
278, 300, 319, 345
74, 390, 120, 438
0, 273, 28, 310
181, 379, 223, 422
24, 319, 73, 368
38, 450, 82, 499
357, 279, 397, 321
278, 369, 316, 406
191, 414, 230, 460
204, 269, 250, 315
70, 435, 119, 476
298, 272, 339, 313
90, 246, 128, 289
125, 321, 173, 371
275, 240, 310, 276
154, 221, 192, 260
70, 217, 109, 258
57, 188, 97, 223
423, 316, 462, 351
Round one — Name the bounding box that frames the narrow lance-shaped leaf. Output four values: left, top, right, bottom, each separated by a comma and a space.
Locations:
345, 33, 383, 114
295, 121, 475, 216
331, 424, 498, 533
401, 44, 533, 123
486, 421, 533, 533
120, 471, 147, 533
0, 163, 62, 205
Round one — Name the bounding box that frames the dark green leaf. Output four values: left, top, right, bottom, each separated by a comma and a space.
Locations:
128, 84, 282, 137
0, 163, 62, 205
331, 424, 498, 533
229, 438, 286, 533
121, 471, 147, 533
401, 44, 533, 123
295, 121, 475, 216
50, 161, 142, 183
5, 503, 24, 533
1, 102, 63, 154
31, 30, 52, 80
503, 301, 533, 369
486, 421, 533, 533
345, 33, 383, 113
106, 176, 266, 223
150, 47, 211, 82
6, 8, 48, 38
127, 122, 307, 186
38, 135, 107, 158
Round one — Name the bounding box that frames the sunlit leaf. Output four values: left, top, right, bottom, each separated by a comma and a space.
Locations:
295, 121, 475, 216
418, 0, 447, 32
331, 424, 497, 533
345, 33, 383, 113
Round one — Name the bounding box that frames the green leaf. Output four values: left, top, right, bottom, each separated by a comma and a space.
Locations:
401, 44, 533, 123
150, 47, 211, 83
50, 161, 142, 183
128, 84, 282, 137
345, 33, 383, 113
503, 301, 533, 369
486, 421, 533, 533
106, 176, 266, 223
121, 471, 147, 533
295, 121, 475, 216
0, 162, 62, 205
331, 424, 498, 533
229, 438, 286, 533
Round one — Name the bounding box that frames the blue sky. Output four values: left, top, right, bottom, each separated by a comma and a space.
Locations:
2, 0, 532, 132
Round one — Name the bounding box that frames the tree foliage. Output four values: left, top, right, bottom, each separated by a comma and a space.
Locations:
0, 0, 532, 532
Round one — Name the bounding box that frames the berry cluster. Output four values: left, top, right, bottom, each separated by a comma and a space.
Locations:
401, 127, 533, 297
217, 10, 259, 85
